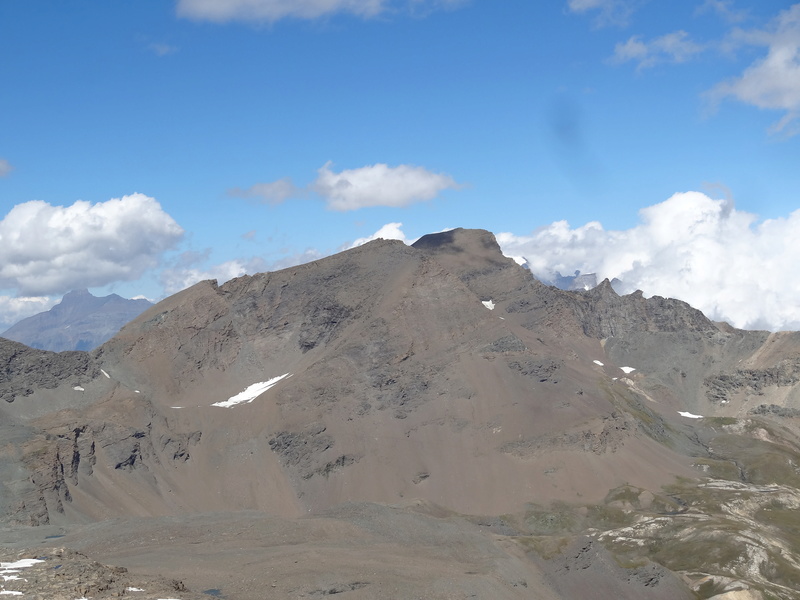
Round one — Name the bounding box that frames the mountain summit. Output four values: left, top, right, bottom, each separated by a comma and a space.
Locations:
2, 229, 800, 599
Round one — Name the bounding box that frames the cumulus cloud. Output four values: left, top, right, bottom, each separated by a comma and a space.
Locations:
0, 158, 13, 177
567, 0, 639, 28
708, 4, 800, 135
228, 178, 300, 204
0, 296, 58, 331
313, 161, 459, 211
175, 0, 464, 23
231, 162, 459, 210
0, 193, 183, 296
497, 191, 800, 331
612, 30, 705, 69
348, 222, 408, 248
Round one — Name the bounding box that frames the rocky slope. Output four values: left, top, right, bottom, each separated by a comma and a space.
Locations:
2, 228, 800, 599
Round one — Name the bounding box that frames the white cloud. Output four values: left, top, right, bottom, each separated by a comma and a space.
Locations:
159, 256, 271, 295
612, 30, 705, 69
148, 42, 179, 56
161, 260, 247, 296
567, 0, 639, 28
313, 161, 459, 211
0, 296, 58, 331
175, 0, 462, 23
694, 0, 748, 24
497, 191, 800, 331
177, 0, 382, 22
231, 162, 460, 211
708, 4, 800, 135
228, 178, 300, 204
0, 193, 183, 296
0, 158, 13, 177
348, 222, 408, 248
268, 248, 325, 271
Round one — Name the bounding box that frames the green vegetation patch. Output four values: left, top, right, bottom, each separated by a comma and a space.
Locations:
516, 535, 571, 559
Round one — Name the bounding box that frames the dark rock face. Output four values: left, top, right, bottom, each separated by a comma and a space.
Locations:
0, 338, 99, 403
2, 289, 152, 352
705, 358, 800, 403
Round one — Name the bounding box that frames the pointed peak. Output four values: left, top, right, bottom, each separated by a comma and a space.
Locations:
592, 278, 619, 298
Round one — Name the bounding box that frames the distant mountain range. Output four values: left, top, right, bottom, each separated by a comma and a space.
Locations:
1, 289, 153, 352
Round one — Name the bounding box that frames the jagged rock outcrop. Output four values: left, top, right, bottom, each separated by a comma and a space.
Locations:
0, 339, 99, 403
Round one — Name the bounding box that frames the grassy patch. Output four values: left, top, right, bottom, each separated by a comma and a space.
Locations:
516, 535, 570, 559
523, 502, 580, 535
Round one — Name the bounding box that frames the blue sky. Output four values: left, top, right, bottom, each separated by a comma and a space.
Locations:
1, 0, 799, 331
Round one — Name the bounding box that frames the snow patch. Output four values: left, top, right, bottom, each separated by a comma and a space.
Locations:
73, 386, 85, 391
593, 360, 604, 366
213, 374, 292, 408
100, 369, 110, 379
126, 588, 145, 592
482, 300, 495, 310
1, 559, 44, 570
678, 411, 704, 419
620, 366, 636, 374
0, 559, 44, 596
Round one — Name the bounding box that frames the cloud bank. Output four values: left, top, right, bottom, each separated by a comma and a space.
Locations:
496, 191, 800, 331
176, 0, 465, 23
0, 296, 58, 331
0, 193, 183, 296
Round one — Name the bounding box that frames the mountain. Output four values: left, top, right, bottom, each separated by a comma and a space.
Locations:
1, 289, 153, 351
1, 228, 800, 599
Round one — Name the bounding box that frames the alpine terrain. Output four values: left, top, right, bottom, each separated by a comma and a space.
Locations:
2, 229, 800, 599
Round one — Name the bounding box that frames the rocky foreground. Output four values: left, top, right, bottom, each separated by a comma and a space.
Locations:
0, 547, 203, 600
